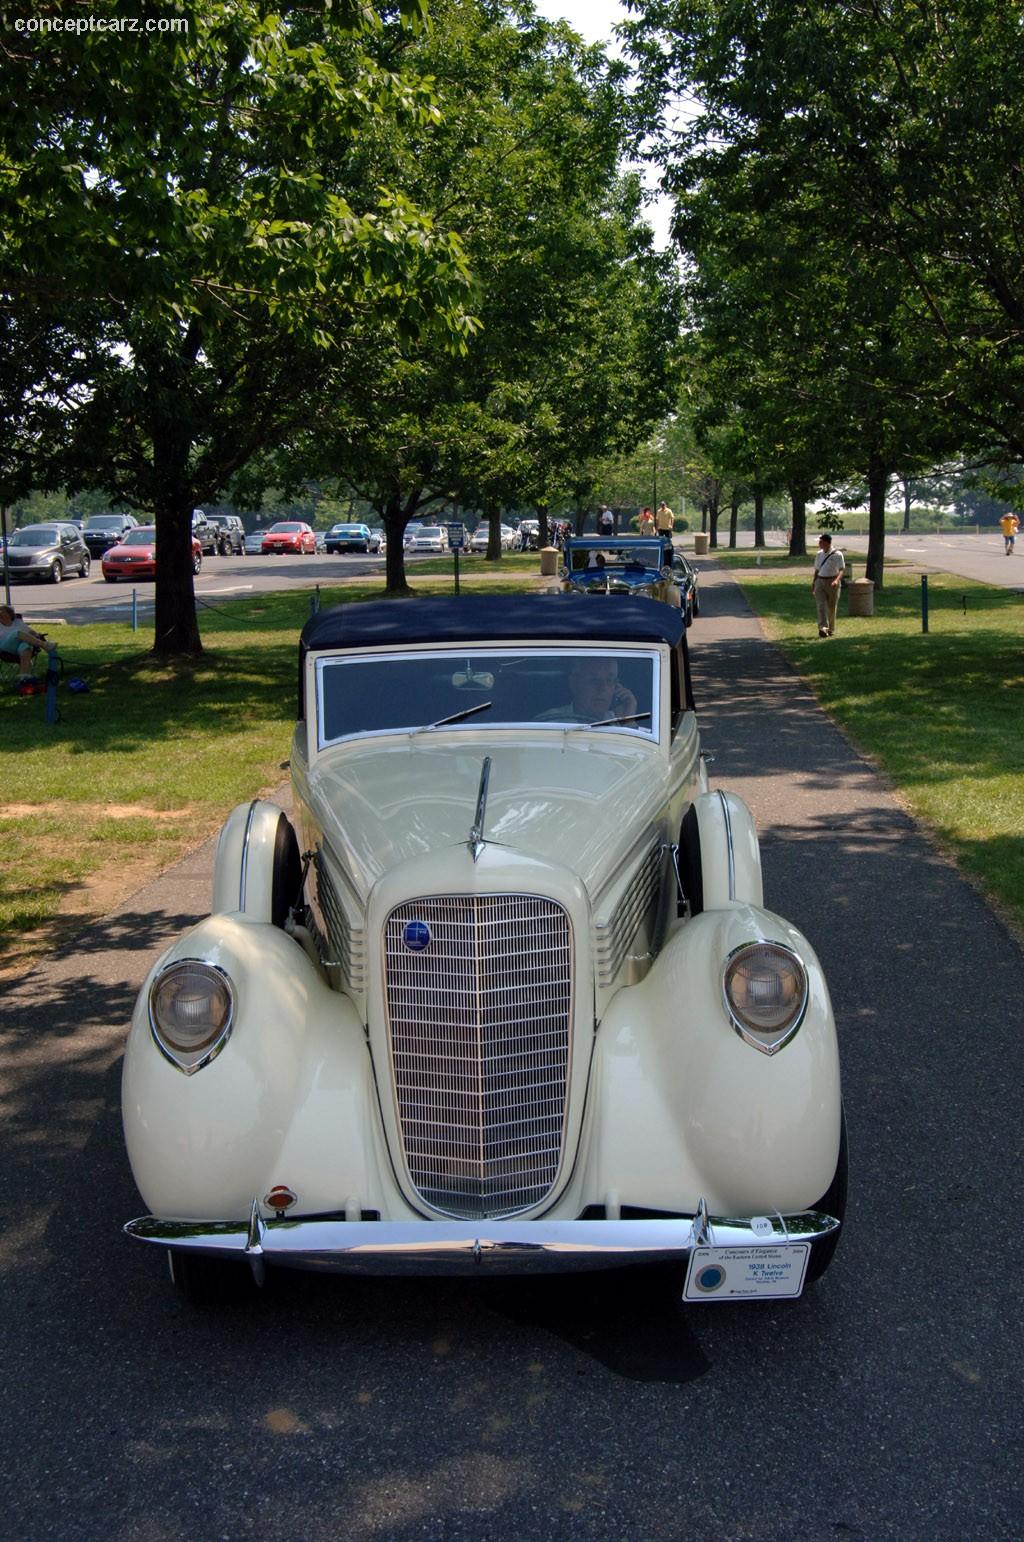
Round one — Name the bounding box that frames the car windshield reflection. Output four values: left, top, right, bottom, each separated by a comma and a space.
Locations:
316, 648, 660, 748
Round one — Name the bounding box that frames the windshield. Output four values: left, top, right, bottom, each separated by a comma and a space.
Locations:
269, 522, 303, 532
569, 543, 663, 572
316, 647, 660, 748
85, 516, 125, 530
415, 528, 443, 538
121, 528, 155, 546
10, 527, 59, 546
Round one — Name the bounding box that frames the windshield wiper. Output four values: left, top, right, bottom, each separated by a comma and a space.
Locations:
568, 711, 651, 730
415, 701, 493, 733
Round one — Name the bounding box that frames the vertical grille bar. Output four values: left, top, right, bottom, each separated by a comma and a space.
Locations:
384, 895, 572, 1219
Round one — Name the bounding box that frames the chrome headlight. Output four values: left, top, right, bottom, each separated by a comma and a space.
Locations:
149, 961, 234, 1074
723, 942, 808, 1055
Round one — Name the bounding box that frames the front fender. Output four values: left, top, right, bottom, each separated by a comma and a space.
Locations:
581, 904, 841, 1215
122, 914, 385, 1222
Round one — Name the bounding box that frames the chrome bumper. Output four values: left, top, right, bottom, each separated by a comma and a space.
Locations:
125, 1203, 840, 1277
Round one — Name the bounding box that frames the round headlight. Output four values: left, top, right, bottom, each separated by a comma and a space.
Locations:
723, 942, 807, 1054
149, 961, 234, 1072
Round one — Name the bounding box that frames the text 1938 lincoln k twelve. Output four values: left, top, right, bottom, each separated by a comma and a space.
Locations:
122, 596, 845, 1304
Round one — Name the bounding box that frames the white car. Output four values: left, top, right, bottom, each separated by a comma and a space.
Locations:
467, 525, 491, 553
499, 524, 517, 551
406, 525, 449, 553
122, 595, 846, 1305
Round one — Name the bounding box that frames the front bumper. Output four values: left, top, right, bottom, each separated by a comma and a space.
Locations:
126, 1204, 839, 1277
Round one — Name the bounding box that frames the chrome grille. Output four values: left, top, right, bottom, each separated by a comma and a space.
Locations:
594, 841, 664, 985
384, 895, 572, 1220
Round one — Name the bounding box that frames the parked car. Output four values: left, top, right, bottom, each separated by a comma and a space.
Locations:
467, 524, 491, 553
243, 528, 268, 555
406, 525, 449, 553
204, 513, 246, 555
671, 551, 701, 625
402, 522, 424, 550
122, 594, 845, 1306
261, 521, 316, 555
3, 522, 91, 584
325, 522, 374, 554
499, 524, 517, 551
190, 510, 220, 556
82, 513, 138, 558
368, 529, 385, 553
560, 536, 690, 617
101, 526, 203, 581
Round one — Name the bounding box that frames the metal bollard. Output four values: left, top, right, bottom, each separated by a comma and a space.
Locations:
131, 588, 138, 632
921, 574, 929, 633
309, 585, 321, 615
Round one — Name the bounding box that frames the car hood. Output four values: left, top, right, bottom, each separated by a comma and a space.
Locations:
303, 738, 664, 898
106, 541, 154, 558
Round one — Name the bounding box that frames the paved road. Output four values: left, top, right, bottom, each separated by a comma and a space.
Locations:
3, 566, 1022, 1540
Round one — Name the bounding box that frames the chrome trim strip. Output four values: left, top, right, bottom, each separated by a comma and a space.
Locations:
238, 799, 259, 913
126, 1209, 840, 1276
721, 939, 810, 1056
717, 788, 736, 901
468, 755, 491, 861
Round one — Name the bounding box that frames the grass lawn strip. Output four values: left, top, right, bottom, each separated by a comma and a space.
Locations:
723, 553, 1024, 939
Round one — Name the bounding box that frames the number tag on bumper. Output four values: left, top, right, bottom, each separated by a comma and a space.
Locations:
684, 1243, 810, 1301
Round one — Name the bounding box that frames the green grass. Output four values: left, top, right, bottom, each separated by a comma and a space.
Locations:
730, 566, 1024, 936
0, 566, 548, 963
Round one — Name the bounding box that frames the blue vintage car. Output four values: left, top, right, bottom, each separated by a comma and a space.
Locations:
560, 536, 699, 625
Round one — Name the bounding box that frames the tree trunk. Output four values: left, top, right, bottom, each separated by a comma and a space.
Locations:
537, 503, 549, 548
788, 487, 808, 556
866, 454, 888, 589
728, 491, 739, 549
700, 501, 708, 533
485, 504, 502, 562
708, 496, 720, 549
574, 505, 586, 537
902, 478, 911, 533
152, 425, 201, 658
753, 484, 765, 548
382, 490, 414, 595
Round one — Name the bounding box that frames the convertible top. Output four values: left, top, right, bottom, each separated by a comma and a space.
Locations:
301, 594, 685, 651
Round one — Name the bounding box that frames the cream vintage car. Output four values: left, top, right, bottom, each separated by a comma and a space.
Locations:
122, 596, 846, 1304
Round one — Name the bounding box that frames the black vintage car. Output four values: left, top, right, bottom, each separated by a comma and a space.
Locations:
4, 522, 92, 583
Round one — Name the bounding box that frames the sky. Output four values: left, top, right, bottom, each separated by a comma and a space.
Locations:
532, 0, 675, 249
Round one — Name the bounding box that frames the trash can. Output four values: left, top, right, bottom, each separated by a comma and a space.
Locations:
539, 546, 560, 577
847, 578, 874, 617
693, 532, 709, 556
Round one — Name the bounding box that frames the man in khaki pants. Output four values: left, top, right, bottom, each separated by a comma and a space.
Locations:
812, 533, 845, 637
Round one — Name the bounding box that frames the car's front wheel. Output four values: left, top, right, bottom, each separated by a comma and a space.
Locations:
167, 1249, 255, 1307
49, 558, 63, 584
192, 551, 202, 575
79, 553, 91, 578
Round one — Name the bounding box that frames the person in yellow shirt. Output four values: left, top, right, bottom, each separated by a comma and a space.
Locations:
999, 511, 1019, 554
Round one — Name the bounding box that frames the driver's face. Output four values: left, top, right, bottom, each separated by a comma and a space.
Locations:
569, 659, 618, 714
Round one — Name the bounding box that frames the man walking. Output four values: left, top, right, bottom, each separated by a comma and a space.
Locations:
811, 533, 845, 637
655, 501, 675, 537
999, 511, 1019, 554
597, 504, 614, 539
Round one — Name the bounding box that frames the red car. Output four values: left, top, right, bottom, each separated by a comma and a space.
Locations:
261, 521, 316, 555
101, 526, 203, 581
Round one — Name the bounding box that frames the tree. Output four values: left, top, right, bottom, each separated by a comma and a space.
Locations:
266, 1, 683, 590
0, 1, 473, 653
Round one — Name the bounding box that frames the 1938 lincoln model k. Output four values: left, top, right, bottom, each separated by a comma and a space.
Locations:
122, 596, 845, 1303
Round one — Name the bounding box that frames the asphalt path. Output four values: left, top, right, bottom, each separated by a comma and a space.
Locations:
3, 564, 1022, 1539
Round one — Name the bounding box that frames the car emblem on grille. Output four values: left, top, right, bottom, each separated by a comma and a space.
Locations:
402, 920, 431, 952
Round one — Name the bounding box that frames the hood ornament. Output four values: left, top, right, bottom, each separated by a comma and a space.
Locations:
468, 756, 491, 862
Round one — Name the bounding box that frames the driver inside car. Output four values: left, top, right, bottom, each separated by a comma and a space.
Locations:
537, 656, 638, 724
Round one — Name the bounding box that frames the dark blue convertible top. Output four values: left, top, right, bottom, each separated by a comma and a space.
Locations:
300, 594, 685, 651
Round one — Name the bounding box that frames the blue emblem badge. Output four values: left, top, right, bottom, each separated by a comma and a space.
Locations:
403, 920, 432, 952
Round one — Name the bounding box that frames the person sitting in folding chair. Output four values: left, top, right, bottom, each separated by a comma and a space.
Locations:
0, 603, 57, 692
